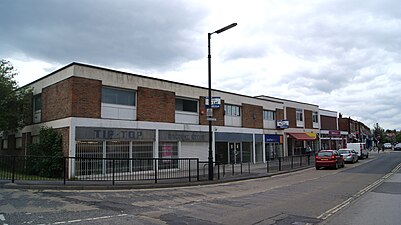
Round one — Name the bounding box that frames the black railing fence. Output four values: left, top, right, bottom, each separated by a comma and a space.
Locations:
0, 155, 313, 185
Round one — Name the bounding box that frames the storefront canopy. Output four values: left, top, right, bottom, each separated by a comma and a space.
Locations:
287, 132, 316, 141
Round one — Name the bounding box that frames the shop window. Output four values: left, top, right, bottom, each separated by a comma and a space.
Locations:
176, 98, 198, 113
263, 110, 275, 121
224, 104, 241, 117
106, 141, 130, 173
158, 142, 178, 169
102, 87, 135, 106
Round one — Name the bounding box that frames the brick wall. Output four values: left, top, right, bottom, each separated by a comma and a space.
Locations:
23, 92, 33, 125
71, 77, 101, 118
137, 87, 175, 123
286, 107, 296, 128
56, 127, 70, 157
321, 115, 337, 130
199, 97, 225, 126
42, 77, 101, 122
276, 108, 284, 120
304, 110, 313, 129
338, 118, 349, 132
242, 103, 263, 129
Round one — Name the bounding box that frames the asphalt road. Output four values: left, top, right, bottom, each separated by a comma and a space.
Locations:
1, 151, 400, 225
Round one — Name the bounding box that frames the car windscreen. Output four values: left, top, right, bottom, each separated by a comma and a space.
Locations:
318, 152, 333, 156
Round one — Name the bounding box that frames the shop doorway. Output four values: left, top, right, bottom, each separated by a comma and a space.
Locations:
265, 142, 281, 160
229, 142, 241, 164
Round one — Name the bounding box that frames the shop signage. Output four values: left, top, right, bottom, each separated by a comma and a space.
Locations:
328, 130, 341, 137
265, 134, 282, 143
159, 130, 208, 142
76, 127, 155, 141
276, 120, 289, 129
205, 97, 221, 108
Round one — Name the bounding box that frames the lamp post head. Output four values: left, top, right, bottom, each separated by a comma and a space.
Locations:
213, 23, 237, 34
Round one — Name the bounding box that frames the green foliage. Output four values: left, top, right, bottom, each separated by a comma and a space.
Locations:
0, 60, 31, 133
27, 127, 64, 178
396, 132, 401, 143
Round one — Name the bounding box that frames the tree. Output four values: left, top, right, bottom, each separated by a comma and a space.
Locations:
373, 123, 385, 145
27, 127, 64, 178
396, 131, 401, 143
0, 60, 30, 133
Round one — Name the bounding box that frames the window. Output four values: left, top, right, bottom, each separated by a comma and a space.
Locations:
224, 104, 241, 117
312, 111, 319, 123
33, 94, 41, 111
296, 109, 303, 121
16, 138, 22, 149
2, 139, 8, 149
102, 87, 135, 106
176, 98, 198, 113
33, 94, 42, 123
263, 110, 276, 121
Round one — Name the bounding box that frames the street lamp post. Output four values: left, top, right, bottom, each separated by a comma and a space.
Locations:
208, 23, 237, 181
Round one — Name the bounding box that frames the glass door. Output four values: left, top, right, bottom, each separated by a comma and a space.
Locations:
229, 142, 241, 164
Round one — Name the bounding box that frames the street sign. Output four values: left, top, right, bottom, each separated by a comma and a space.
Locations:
205, 97, 221, 108
207, 118, 216, 121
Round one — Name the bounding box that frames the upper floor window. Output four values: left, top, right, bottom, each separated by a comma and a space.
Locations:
33, 94, 41, 112
312, 111, 319, 123
263, 110, 276, 121
176, 98, 198, 113
33, 94, 42, 123
296, 109, 303, 122
224, 104, 241, 117
102, 87, 135, 106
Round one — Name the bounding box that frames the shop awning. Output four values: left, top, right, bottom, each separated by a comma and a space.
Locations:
287, 132, 316, 141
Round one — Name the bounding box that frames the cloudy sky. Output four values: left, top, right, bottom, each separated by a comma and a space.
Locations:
1, 0, 400, 130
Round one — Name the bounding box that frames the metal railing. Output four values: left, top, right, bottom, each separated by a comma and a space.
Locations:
0, 155, 200, 185
0, 154, 313, 185
199, 154, 314, 179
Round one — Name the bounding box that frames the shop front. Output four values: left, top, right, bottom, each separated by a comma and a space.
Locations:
215, 133, 262, 164
286, 132, 317, 156
320, 130, 347, 150
264, 134, 283, 160
74, 127, 156, 176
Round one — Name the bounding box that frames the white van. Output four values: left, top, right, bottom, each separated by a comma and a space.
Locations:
347, 143, 369, 159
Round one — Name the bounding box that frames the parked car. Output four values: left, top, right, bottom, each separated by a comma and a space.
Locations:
347, 143, 369, 159
384, 143, 392, 149
338, 149, 358, 163
394, 143, 401, 151
315, 150, 345, 170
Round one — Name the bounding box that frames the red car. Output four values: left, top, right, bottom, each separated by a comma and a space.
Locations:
315, 150, 345, 169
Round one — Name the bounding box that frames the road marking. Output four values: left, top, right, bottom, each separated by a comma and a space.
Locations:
317, 162, 401, 220
51, 214, 128, 224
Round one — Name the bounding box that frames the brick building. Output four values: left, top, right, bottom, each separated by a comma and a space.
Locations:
1, 62, 371, 175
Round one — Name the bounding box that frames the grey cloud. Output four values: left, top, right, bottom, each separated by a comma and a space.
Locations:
0, 0, 207, 70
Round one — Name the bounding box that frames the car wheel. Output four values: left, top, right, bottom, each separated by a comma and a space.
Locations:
315, 166, 320, 170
